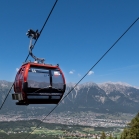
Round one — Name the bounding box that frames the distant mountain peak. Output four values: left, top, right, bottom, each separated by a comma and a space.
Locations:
98, 81, 132, 87
98, 81, 139, 95
0, 80, 139, 114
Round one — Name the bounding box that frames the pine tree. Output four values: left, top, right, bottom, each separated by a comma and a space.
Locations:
100, 131, 106, 139
109, 133, 113, 139
120, 112, 139, 139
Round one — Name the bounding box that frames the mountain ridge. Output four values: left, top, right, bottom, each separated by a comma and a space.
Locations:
0, 80, 139, 114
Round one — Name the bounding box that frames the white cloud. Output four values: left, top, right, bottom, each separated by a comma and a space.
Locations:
16, 68, 19, 72
69, 70, 75, 74
69, 71, 73, 74
88, 71, 94, 75
78, 74, 81, 77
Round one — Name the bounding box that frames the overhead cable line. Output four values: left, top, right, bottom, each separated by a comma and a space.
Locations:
0, 0, 58, 110
23, 17, 139, 139
25, 0, 58, 62
0, 84, 14, 110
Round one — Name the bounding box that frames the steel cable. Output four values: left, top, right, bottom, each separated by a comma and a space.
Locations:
0, 0, 58, 110
25, 0, 58, 62
23, 17, 139, 139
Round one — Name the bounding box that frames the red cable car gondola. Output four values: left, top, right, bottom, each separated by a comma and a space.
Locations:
12, 29, 66, 105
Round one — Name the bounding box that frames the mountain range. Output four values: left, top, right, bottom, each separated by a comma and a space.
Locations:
0, 80, 139, 114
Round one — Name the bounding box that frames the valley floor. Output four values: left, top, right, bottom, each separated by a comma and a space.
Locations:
0, 120, 122, 139
0, 111, 134, 128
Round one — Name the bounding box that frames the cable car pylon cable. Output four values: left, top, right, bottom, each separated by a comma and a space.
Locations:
0, 84, 14, 110
25, 0, 58, 62
23, 17, 139, 139
0, 0, 58, 110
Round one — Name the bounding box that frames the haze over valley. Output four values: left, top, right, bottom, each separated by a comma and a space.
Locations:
0, 80, 138, 128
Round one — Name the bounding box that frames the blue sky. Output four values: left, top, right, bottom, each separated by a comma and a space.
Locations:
0, 0, 139, 87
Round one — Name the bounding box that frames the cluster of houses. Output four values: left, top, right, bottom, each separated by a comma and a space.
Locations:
57, 131, 115, 139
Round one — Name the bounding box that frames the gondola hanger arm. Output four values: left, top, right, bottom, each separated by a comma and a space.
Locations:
26, 29, 45, 63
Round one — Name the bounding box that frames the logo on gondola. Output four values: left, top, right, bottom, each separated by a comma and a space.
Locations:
31, 69, 36, 72
54, 71, 60, 76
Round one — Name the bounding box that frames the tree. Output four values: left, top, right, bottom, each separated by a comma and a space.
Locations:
120, 112, 139, 139
100, 131, 106, 139
109, 133, 113, 139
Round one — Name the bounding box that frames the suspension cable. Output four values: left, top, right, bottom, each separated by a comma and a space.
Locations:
23, 17, 139, 139
25, 0, 58, 62
0, 84, 14, 110
0, 0, 58, 110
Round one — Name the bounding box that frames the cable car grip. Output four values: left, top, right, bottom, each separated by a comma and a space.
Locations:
27, 29, 45, 63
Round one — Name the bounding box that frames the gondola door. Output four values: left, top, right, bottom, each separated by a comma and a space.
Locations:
14, 68, 22, 93
26, 66, 51, 101
19, 67, 25, 92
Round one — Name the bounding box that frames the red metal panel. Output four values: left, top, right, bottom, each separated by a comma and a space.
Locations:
13, 62, 66, 105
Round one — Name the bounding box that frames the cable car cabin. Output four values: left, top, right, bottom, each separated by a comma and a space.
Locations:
12, 62, 66, 105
